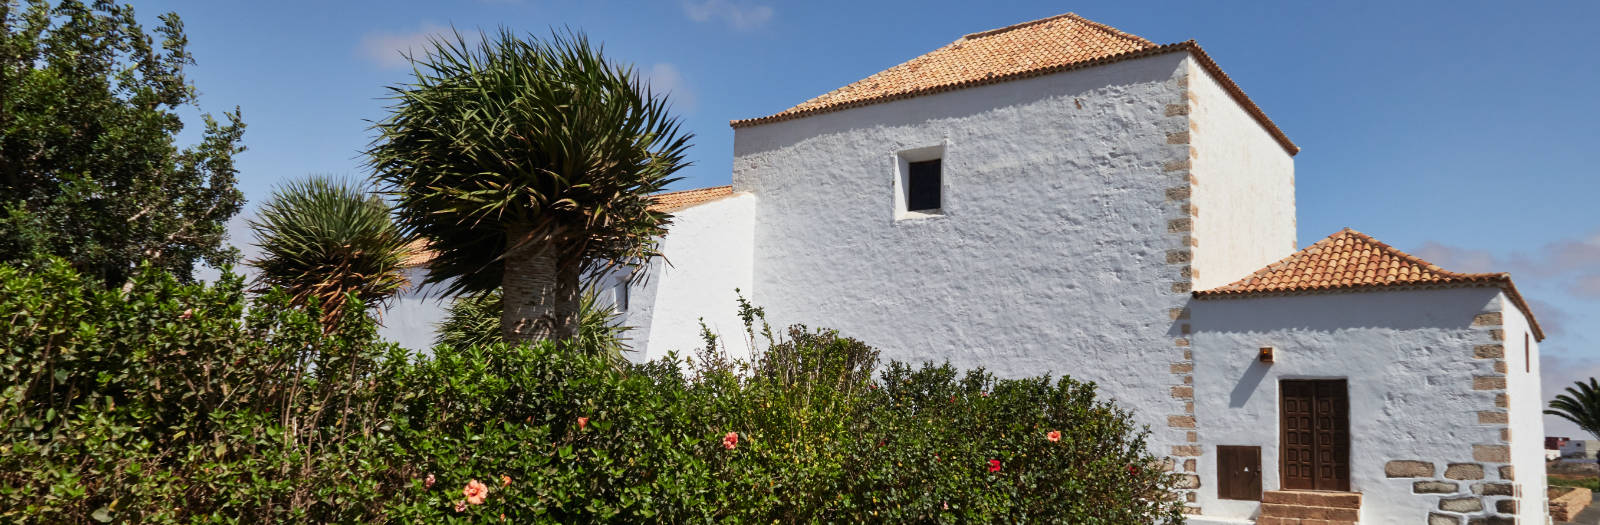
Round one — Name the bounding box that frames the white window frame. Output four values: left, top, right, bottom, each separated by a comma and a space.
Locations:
893, 143, 946, 221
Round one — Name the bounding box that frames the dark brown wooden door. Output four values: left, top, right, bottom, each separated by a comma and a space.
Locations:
1280, 380, 1349, 491
1217, 445, 1262, 500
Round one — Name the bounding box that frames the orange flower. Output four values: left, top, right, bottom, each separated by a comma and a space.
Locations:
500, 474, 512, 487
424, 473, 435, 489
453, 500, 467, 513
577, 416, 589, 430
463, 479, 489, 505
1047, 430, 1061, 442
723, 431, 739, 450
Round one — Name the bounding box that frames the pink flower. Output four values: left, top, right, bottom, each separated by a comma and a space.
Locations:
988, 459, 1001, 473
500, 474, 512, 487
179, 308, 194, 320
723, 431, 739, 450
463, 479, 489, 505
1127, 465, 1141, 476
454, 501, 467, 513
1047, 430, 1061, 442
943, 501, 949, 510
981, 391, 990, 397
424, 473, 436, 489
577, 417, 589, 430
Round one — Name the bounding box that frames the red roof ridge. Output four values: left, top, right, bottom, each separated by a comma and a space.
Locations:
729, 14, 1298, 156
1195, 228, 1544, 340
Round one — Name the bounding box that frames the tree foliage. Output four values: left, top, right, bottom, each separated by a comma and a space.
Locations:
0, 0, 245, 286
434, 288, 633, 361
368, 29, 690, 342
1, 260, 1182, 523
248, 175, 412, 325
1548, 378, 1600, 443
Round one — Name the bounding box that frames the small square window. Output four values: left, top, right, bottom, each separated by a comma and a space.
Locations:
906, 159, 941, 212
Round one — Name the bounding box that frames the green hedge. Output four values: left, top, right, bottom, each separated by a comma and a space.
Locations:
0, 261, 1183, 523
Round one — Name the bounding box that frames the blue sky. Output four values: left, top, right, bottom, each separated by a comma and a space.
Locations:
140, 1, 1598, 434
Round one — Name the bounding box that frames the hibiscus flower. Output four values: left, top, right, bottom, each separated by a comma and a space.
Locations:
463, 479, 489, 505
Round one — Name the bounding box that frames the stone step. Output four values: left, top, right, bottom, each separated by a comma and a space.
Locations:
1256, 517, 1356, 525
1258, 503, 1360, 521
1262, 490, 1362, 509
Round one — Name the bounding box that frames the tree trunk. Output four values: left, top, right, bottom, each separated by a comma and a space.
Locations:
501, 227, 580, 344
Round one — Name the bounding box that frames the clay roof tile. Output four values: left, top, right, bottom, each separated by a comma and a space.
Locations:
1194, 229, 1544, 340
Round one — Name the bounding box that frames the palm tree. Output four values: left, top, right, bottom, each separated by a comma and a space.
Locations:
435, 288, 631, 360
1547, 378, 1600, 456
248, 176, 412, 326
367, 29, 689, 344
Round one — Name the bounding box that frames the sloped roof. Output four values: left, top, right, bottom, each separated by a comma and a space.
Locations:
1194, 228, 1543, 340
730, 13, 1297, 155
649, 185, 734, 212
402, 185, 735, 268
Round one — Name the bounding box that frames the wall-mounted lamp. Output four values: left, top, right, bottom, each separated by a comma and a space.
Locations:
1259, 347, 1275, 364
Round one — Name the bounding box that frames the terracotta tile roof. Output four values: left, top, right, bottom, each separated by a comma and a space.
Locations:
403, 185, 735, 268
649, 185, 735, 212
1195, 228, 1543, 340
730, 13, 1298, 156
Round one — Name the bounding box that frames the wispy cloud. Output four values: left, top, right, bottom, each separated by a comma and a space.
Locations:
358, 22, 462, 70
1416, 230, 1600, 298
642, 63, 696, 113
681, 0, 774, 31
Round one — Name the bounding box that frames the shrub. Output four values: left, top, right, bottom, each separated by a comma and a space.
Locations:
0, 261, 1183, 523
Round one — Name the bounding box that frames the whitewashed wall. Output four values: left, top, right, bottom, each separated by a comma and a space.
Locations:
617, 193, 756, 363
1186, 61, 1297, 289
1498, 296, 1545, 524
731, 53, 1195, 453
1190, 287, 1542, 524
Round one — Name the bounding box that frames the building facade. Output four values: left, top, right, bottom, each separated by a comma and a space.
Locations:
617, 13, 1547, 524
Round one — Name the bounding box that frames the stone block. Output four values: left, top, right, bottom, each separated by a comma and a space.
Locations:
1439, 496, 1482, 512
1473, 376, 1505, 390
1473, 312, 1502, 326
1167, 415, 1195, 428
1384, 460, 1434, 478
1472, 482, 1513, 496
1429, 513, 1461, 525
1473, 344, 1503, 358
1444, 463, 1484, 480
1472, 444, 1510, 463
1414, 480, 1458, 494
1477, 411, 1508, 424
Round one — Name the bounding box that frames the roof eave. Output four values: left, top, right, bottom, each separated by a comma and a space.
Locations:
1192, 276, 1546, 341
729, 42, 1299, 157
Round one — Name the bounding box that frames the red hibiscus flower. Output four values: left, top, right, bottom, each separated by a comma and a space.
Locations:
988, 459, 1001, 473
577, 416, 589, 430
723, 431, 739, 450
1047, 430, 1061, 442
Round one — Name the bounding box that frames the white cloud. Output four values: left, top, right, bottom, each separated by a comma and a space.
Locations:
642, 63, 696, 113
681, 0, 774, 31
1416, 230, 1600, 298
358, 22, 459, 70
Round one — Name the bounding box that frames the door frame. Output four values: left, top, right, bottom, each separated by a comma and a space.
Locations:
1278, 378, 1350, 492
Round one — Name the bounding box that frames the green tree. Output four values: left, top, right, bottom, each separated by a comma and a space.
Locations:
434, 288, 632, 359
1548, 378, 1600, 447
0, 0, 245, 286
248, 176, 412, 326
368, 30, 689, 344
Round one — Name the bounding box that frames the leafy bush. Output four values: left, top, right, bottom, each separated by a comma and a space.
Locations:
434, 289, 632, 359
1, 261, 1182, 523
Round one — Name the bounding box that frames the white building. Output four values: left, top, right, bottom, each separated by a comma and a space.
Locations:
1561, 440, 1598, 460
613, 13, 1548, 524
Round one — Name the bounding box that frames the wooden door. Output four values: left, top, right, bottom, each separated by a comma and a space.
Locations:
1218, 445, 1262, 500
1280, 379, 1349, 491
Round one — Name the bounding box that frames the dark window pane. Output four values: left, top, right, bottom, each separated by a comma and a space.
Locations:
907, 159, 941, 211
